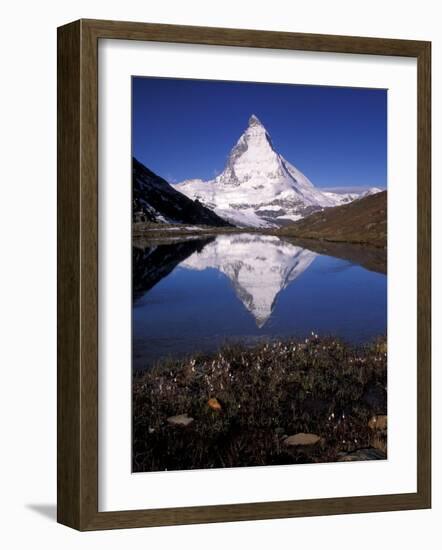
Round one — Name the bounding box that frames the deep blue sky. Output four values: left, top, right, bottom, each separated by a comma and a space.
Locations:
132, 77, 387, 189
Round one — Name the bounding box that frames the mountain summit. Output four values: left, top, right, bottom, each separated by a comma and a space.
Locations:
248, 113, 263, 127
175, 115, 369, 227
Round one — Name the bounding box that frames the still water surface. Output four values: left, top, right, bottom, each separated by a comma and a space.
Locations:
133, 234, 387, 370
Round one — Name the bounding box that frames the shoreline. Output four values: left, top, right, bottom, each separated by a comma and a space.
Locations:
133, 222, 387, 251
133, 222, 386, 248
132, 226, 387, 275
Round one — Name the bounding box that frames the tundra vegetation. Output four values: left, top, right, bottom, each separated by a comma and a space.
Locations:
133, 336, 387, 472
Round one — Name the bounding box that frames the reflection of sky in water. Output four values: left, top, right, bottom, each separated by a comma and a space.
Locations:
133, 235, 386, 370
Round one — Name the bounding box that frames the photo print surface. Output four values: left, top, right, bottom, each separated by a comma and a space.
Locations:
131, 77, 387, 473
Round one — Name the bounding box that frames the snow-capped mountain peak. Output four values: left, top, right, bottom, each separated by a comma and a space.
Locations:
248, 113, 263, 127
215, 114, 285, 190
174, 115, 379, 227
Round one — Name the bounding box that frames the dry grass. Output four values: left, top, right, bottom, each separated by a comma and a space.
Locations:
133, 336, 387, 472
277, 191, 387, 248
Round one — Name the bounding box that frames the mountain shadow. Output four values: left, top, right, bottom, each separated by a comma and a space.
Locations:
133, 157, 231, 227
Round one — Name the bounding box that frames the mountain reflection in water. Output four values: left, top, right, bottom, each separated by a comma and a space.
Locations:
182, 235, 316, 327
133, 233, 387, 369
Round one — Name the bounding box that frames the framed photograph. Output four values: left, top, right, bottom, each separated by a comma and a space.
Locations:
57, 19, 431, 530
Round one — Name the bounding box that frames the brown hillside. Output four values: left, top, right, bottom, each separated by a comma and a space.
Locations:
278, 191, 387, 248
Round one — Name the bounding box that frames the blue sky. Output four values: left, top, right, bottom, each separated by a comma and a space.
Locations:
132, 77, 387, 189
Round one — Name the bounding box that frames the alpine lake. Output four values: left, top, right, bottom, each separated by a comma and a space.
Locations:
132, 231, 388, 471
133, 232, 387, 371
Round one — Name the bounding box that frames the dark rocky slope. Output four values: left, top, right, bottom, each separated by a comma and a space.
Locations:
133, 158, 231, 227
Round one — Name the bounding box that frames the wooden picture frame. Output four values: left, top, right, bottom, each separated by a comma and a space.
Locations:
57, 18, 431, 530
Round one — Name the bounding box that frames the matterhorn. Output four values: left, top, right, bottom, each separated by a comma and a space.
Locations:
175, 115, 379, 227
